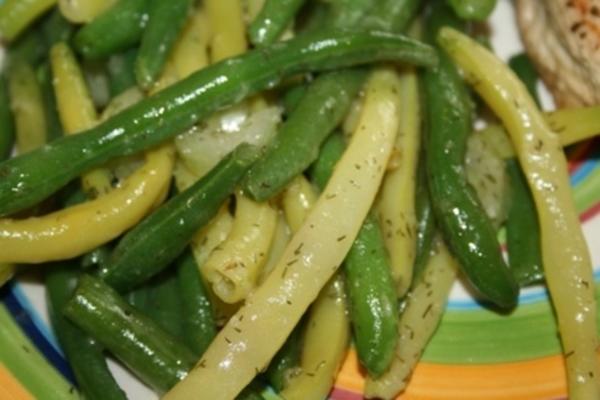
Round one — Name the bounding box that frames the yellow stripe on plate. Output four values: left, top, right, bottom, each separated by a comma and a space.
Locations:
335, 349, 600, 399
0, 363, 34, 400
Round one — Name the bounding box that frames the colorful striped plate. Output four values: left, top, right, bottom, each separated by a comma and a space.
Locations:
1, 1, 599, 399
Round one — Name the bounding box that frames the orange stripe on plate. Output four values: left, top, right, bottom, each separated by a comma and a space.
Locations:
0, 364, 34, 400
335, 349, 574, 400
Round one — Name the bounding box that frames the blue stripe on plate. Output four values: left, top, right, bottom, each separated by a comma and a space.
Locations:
570, 140, 600, 186
0, 281, 76, 384
11, 283, 64, 356
571, 159, 598, 186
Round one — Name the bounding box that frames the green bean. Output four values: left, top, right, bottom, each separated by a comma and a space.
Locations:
265, 322, 303, 392
60, 184, 87, 207
236, 381, 267, 400
504, 53, 544, 287
236, 390, 265, 400
73, 0, 148, 60
100, 144, 260, 292
0, 78, 15, 161
135, 0, 194, 89
126, 284, 152, 313
37, 63, 64, 143
281, 83, 307, 115
6, 9, 73, 67
0, 30, 436, 217
423, 2, 518, 309
363, 0, 421, 32
328, 0, 375, 29
7, 26, 45, 67
309, 131, 346, 190
505, 159, 544, 286
107, 48, 138, 97
143, 271, 185, 339
176, 251, 217, 357
244, 0, 422, 201
447, 0, 497, 21
345, 213, 399, 377
40, 8, 74, 49
46, 264, 127, 400
243, 69, 367, 201
125, 274, 184, 341
47, 179, 130, 399
63, 275, 197, 393
363, 240, 457, 399
315, 0, 419, 33
508, 53, 540, 106
297, 1, 329, 34
311, 132, 398, 377
80, 245, 112, 271
6, 9, 73, 68
249, 0, 307, 46
412, 154, 435, 286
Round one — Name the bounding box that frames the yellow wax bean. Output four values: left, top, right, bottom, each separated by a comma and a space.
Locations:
164, 67, 402, 400
280, 275, 350, 400
203, 191, 278, 304
8, 62, 47, 155
205, 0, 247, 62
281, 175, 318, 233
377, 67, 420, 296
0, 264, 15, 288
280, 168, 350, 400
439, 27, 600, 400
0, 145, 174, 264
545, 106, 600, 146
58, 0, 117, 23
50, 42, 113, 198
0, 0, 56, 41
172, 10, 210, 80
479, 106, 600, 160
258, 212, 291, 284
